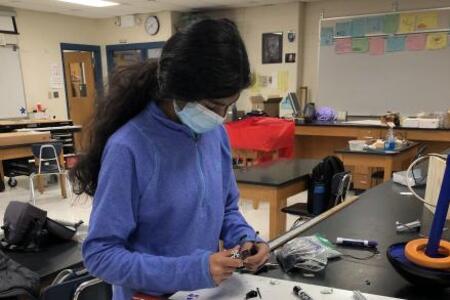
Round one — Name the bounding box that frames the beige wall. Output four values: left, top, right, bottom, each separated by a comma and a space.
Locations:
9, 3, 306, 118
93, 11, 174, 81
208, 2, 305, 112
302, 0, 450, 103
15, 9, 98, 119
11, 9, 174, 120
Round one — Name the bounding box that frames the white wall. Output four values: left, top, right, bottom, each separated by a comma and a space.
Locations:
208, 2, 305, 112
302, 0, 450, 103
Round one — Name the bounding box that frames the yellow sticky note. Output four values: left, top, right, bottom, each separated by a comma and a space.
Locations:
277, 71, 289, 93
399, 14, 416, 33
250, 73, 261, 93
426, 33, 448, 50
416, 12, 438, 30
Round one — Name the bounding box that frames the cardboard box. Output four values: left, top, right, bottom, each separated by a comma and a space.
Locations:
264, 97, 282, 117
250, 95, 265, 111
0, 131, 52, 147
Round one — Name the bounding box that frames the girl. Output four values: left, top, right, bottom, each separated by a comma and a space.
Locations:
71, 19, 269, 299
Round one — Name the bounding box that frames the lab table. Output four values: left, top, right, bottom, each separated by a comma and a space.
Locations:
234, 159, 317, 239
262, 181, 450, 300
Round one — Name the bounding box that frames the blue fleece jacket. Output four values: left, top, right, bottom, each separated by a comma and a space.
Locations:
82, 101, 262, 300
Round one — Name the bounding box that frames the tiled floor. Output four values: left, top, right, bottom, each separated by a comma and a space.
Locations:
0, 176, 306, 242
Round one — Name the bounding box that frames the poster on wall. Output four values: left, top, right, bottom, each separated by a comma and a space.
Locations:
262, 32, 283, 64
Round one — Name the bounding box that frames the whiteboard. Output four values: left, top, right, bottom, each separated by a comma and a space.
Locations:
0, 45, 27, 119
171, 273, 403, 300
318, 10, 450, 116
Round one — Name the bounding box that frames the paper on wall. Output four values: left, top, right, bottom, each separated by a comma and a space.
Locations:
367, 16, 383, 33
270, 72, 278, 89
335, 38, 352, 54
320, 27, 334, 46
277, 70, 289, 93
49, 63, 64, 89
406, 34, 426, 51
352, 37, 369, 53
386, 36, 406, 52
335, 21, 351, 37
250, 72, 260, 93
398, 14, 416, 33
416, 12, 439, 30
426, 33, 448, 50
369, 37, 385, 55
383, 14, 399, 34
351, 18, 367, 37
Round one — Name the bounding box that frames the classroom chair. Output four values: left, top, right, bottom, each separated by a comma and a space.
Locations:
281, 171, 352, 229
40, 268, 111, 300
29, 142, 69, 205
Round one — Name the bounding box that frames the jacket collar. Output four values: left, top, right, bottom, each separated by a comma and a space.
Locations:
145, 101, 198, 139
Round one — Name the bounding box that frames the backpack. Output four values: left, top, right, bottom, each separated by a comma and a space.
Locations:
0, 249, 40, 299
307, 156, 345, 215
1, 201, 83, 252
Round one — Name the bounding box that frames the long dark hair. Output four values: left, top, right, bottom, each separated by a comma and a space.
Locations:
70, 18, 251, 196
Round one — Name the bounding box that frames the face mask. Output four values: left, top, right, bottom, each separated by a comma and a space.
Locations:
173, 101, 225, 134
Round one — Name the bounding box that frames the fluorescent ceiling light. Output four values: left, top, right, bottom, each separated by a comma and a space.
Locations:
57, 0, 119, 7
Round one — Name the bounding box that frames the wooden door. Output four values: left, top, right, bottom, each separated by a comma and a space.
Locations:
63, 51, 96, 151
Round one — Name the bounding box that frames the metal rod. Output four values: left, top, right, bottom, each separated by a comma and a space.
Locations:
268, 196, 359, 250
322, 6, 450, 21
425, 154, 450, 257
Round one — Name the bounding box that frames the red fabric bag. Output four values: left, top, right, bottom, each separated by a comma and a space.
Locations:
225, 117, 295, 161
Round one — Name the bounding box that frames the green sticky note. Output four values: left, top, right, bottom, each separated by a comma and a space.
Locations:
352, 37, 369, 52
383, 14, 399, 34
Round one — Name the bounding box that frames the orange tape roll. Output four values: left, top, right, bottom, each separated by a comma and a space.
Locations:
405, 238, 450, 270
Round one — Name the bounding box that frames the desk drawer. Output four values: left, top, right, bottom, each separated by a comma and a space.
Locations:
353, 174, 371, 190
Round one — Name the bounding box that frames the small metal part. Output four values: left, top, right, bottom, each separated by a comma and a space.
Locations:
293, 286, 313, 300
396, 220, 421, 232
353, 290, 367, 300
256, 287, 262, 299
231, 249, 241, 259
400, 192, 413, 196
245, 290, 258, 300
302, 273, 315, 278
320, 288, 333, 294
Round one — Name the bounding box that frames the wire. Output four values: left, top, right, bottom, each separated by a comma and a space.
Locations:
406, 153, 447, 207
340, 249, 380, 260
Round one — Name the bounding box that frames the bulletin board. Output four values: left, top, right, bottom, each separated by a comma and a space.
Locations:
0, 45, 27, 119
317, 8, 450, 116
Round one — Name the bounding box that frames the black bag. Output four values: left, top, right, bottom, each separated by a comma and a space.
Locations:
307, 156, 345, 215
1, 201, 82, 252
0, 249, 40, 299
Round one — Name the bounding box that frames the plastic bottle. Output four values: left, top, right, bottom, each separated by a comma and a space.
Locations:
384, 127, 396, 151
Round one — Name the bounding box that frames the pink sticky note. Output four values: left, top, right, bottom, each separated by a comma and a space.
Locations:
369, 37, 385, 55
406, 34, 426, 51
335, 38, 352, 54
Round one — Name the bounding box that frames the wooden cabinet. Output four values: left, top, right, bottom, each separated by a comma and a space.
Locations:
357, 128, 381, 139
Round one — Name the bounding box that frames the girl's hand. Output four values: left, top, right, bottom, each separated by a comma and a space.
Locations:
241, 242, 270, 272
209, 247, 243, 285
